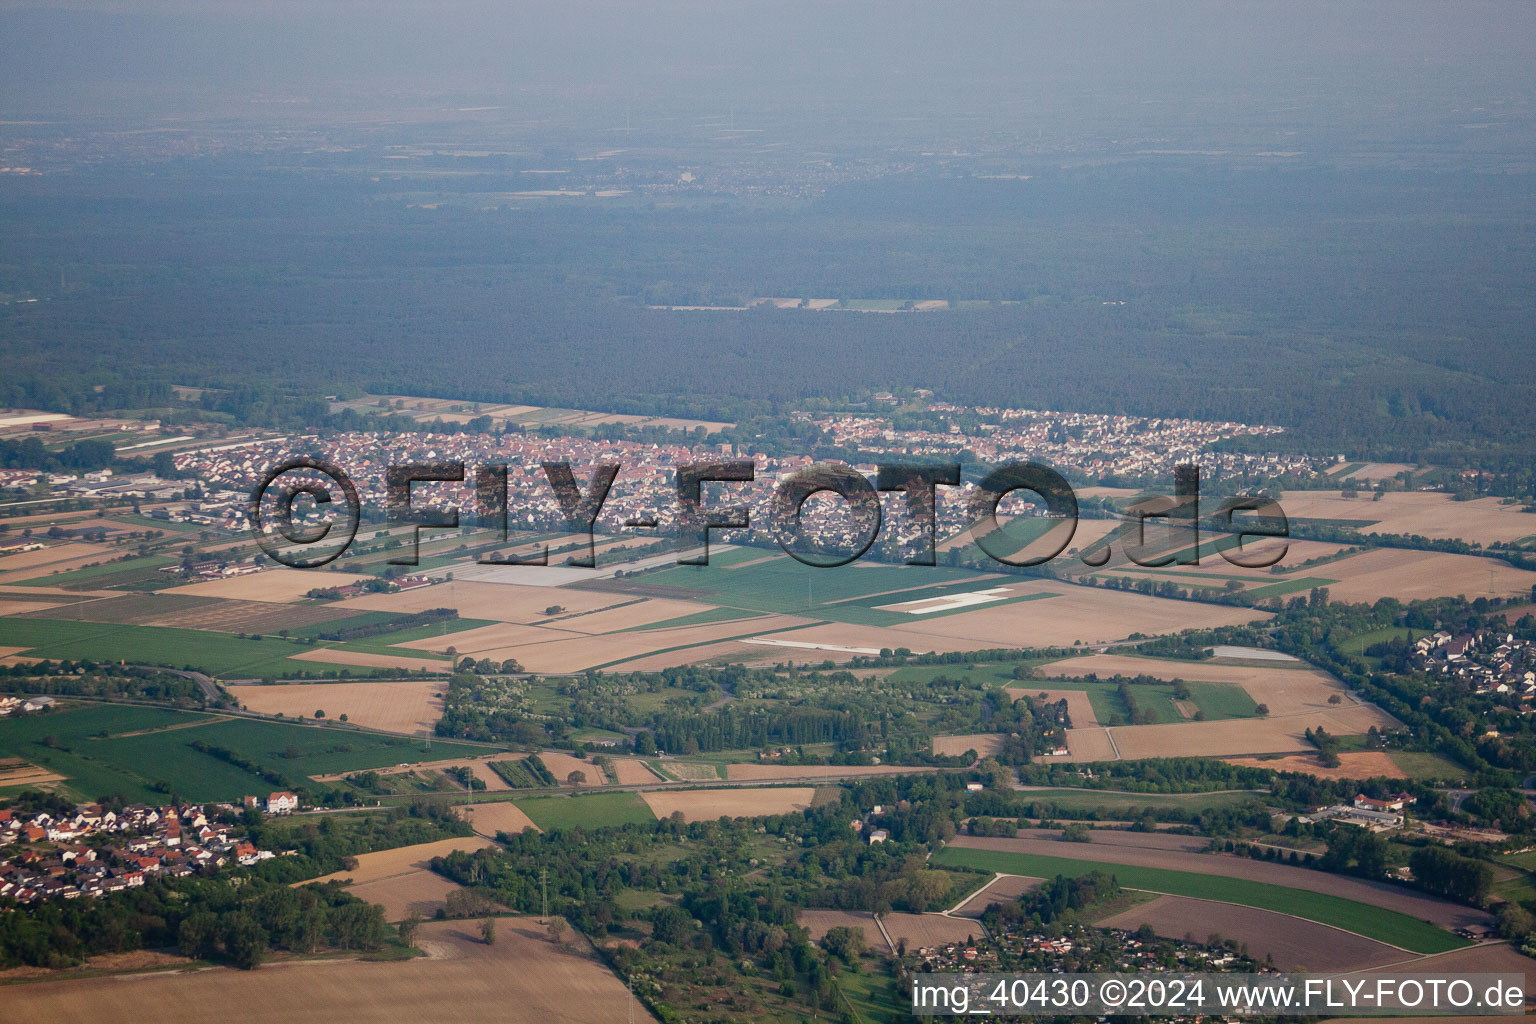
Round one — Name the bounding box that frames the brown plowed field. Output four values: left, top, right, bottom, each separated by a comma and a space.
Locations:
1318, 547, 1536, 603
1279, 490, 1536, 546
338, 581, 625, 622
931, 733, 1007, 757
798, 910, 889, 953
881, 913, 985, 949
164, 569, 373, 603
950, 835, 1491, 932
1094, 894, 1404, 971
640, 787, 815, 822
303, 836, 499, 921
1224, 751, 1406, 781
953, 874, 1044, 917
228, 680, 445, 735
459, 801, 540, 837
3, 918, 654, 1024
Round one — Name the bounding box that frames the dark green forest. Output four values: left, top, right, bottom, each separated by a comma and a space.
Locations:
2, 163, 1533, 464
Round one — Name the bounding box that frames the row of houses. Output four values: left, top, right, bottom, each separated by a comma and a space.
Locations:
0, 801, 277, 905
1415, 630, 1536, 700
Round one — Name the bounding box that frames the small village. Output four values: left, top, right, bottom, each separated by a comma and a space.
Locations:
0, 792, 293, 905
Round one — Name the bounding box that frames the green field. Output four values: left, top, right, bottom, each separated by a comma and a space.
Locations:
931, 846, 1466, 954
0, 703, 493, 802
1012, 788, 1268, 815
1388, 751, 1469, 781
513, 791, 657, 830
0, 614, 465, 676
636, 556, 1050, 627
13, 554, 176, 589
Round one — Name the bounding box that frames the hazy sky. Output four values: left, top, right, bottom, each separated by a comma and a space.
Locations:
2, 1, 1532, 133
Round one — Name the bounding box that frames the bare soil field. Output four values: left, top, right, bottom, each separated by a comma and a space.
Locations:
538, 750, 607, 786
287, 648, 447, 673
1008, 687, 1101, 728
4, 918, 652, 1024
608, 758, 662, 784
0, 758, 65, 786
723, 763, 930, 781
1224, 751, 1407, 781
18, 593, 360, 634
0, 542, 116, 583
396, 620, 580, 654
554, 598, 719, 634
1062, 727, 1119, 761
1316, 547, 1536, 603
885, 582, 1268, 648
459, 801, 541, 837
1091, 706, 1397, 762
609, 640, 764, 671
1094, 894, 1403, 971
950, 836, 1490, 932
304, 836, 498, 920
798, 910, 890, 952
0, 599, 66, 616
640, 786, 815, 822
931, 733, 1007, 757
311, 756, 512, 791
881, 912, 986, 949
953, 874, 1044, 917
229, 680, 445, 735
482, 613, 815, 673
165, 569, 373, 604
1360, 942, 1535, 995
339, 581, 624, 622
1279, 490, 1536, 545
1331, 462, 1416, 482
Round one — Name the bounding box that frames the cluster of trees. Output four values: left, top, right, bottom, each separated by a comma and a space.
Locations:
982, 871, 1122, 932
0, 661, 205, 705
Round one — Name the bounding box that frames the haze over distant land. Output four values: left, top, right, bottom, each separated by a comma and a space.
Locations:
0, 0, 1532, 169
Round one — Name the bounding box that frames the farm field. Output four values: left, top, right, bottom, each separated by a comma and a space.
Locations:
0, 703, 493, 802
773, 581, 1269, 652
931, 733, 1007, 757
1066, 703, 1396, 763
1305, 547, 1536, 604
1011, 788, 1268, 816
337, 580, 628, 622
722, 763, 928, 781
11, 553, 176, 590
312, 755, 512, 791
952, 873, 1044, 917
19, 592, 366, 634
879, 912, 986, 949
1277, 490, 1536, 546
304, 836, 499, 921
288, 648, 448, 672
458, 801, 540, 837
2, 918, 654, 1024
0, 756, 65, 789
1092, 894, 1405, 971
1224, 751, 1407, 781
228, 679, 447, 736
639, 786, 815, 822
514, 791, 657, 830
0, 616, 368, 678
163, 569, 374, 603
942, 835, 1484, 942
798, 910, 889, 952
1040, 653, 1351, 716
